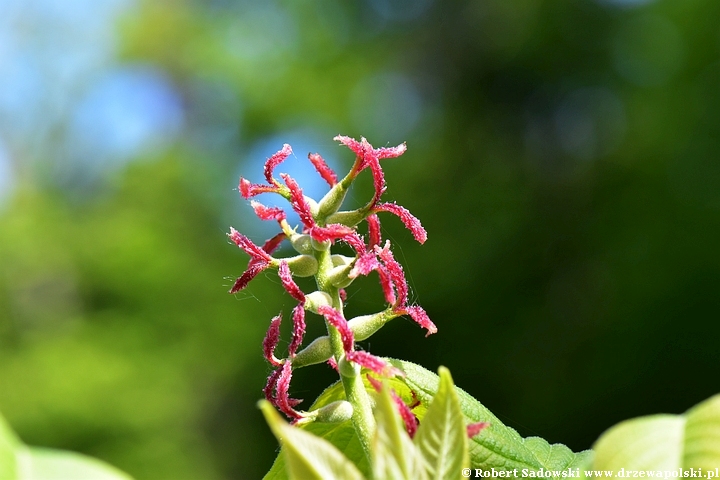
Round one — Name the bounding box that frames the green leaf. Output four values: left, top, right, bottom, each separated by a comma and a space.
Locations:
414, 366, 468, 479
265, 360, 591, 478
389, 359, 592, 472
0, 410, 132, 480
0, 413, 20, 480
16, 447, 133, 480
592, 394, 720, 471
264, 379, 379, 479
683, 393, 720, 467
373, 381, 428, 480
259, 400, 366, 480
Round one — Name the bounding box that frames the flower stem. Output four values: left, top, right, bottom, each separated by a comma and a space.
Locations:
314, 248, 376, 460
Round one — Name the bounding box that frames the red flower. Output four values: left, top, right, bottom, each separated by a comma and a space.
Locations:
281, 173, 356, 243
346, 350, 402, 377
227, 228, 278, 294
317, 305, 354, 352
288, 304, 306, 357
308, 152, 338, 187
376, 241, 437, 336
239, 144, 293, 199
367, 214, 382, 248
467, 422, 489, 438
278, 261, 305, 303
392, 390, 419, 438
280, 173, 316, 230
334, 135, 407, 209
250, 200, 286, 223
263, 314, 283, 367
372, 202, 427, 244
366, 374, 419, 438
273, 361, 303, 420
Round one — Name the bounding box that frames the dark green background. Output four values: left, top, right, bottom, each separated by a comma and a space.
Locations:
1, 1, 719, 478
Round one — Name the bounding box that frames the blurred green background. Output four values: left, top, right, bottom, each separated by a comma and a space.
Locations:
1, 0, 720, 478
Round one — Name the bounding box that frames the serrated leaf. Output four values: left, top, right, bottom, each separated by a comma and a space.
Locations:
265, 361, 591, 478
373, 382, 428, 480
522, 437, 580, 469
413, 366, 468, 479
16, 447, 134, 480
260, 400, 366, 480
592, 394, 720, 471
389, 359, 592, 472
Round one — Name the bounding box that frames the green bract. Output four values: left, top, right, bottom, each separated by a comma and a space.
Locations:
0, 412, 132, 480
262, 366, 474, 480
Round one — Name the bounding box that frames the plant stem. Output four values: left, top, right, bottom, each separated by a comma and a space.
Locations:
314, 248, 376, 461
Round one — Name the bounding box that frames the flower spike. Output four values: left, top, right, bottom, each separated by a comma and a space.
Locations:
229, 135, 435, 428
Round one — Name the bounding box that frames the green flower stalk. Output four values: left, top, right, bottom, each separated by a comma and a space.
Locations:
227, 135, 436, 459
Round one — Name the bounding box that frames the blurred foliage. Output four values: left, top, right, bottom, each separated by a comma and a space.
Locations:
2, 0, 720, 478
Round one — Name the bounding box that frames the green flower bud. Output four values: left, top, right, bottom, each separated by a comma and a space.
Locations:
317, 182, 350, 222
305, 196, 320, 218
292, 336, 332, 368
285, 254, 318, 277
331, 254, 354, 267
290, 233, 314, 255
304, 291, 333, 314
348, 311, 393, 341
311, 238, 331, 251
295, 400, 354, 426
313, 401, 354, 424
325, 209, 367, 228
327, 263, 354, 289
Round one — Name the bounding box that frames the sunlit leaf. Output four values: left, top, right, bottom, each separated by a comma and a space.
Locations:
413, 366, 467, 479
373, 382, 428, 480
16, 447, 133, 480
593, 394, 720, 471
260, 400, 365, 480
265, 360, 591, 478
0, 413, 20, 480
389, 359, 592, 471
